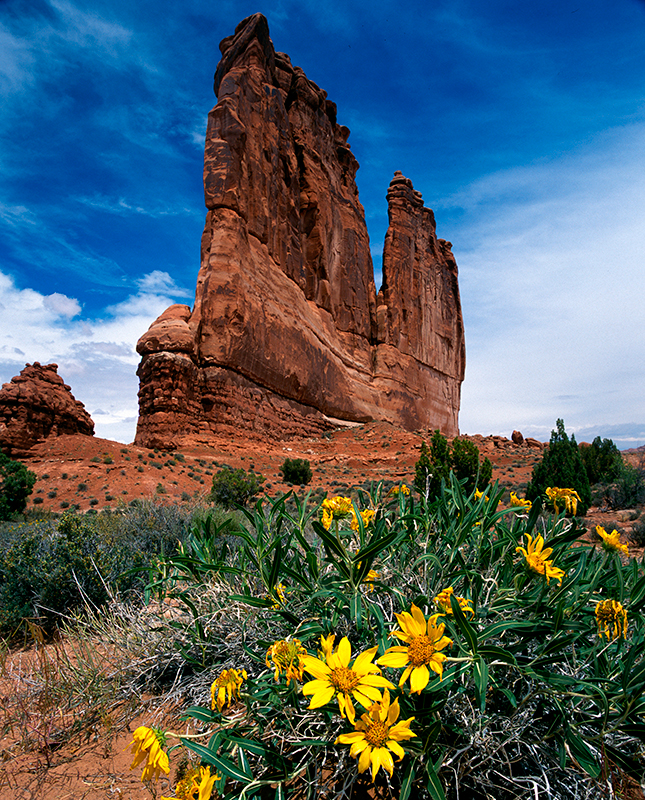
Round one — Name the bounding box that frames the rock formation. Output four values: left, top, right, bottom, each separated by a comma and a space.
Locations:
135, 13, 465, 448
0, 362, 94, 456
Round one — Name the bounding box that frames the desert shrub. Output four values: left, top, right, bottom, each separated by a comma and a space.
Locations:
209, 467, 265, 509
415, 431, 491, 499
526, 419, 591, 515
451, 437, 492, 494
595, 463, 645, 510
280, 458, 312, 485
0, 452, 36, 519
580, 436, 623, 485
0, 501, 196, 636
414, 432, 450, 498
630, 514, 645, 547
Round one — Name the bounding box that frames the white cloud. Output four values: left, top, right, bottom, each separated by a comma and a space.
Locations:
0, 269, 189, 443
454, 122, 645, 447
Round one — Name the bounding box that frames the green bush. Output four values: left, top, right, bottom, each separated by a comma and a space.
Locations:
209, 467, 265, 509
0, 452, 36, 519
580, 436, 623, 485
451, 437, 493, 494
415, 431, 492, 499
526, 419, 591, 515
0, 501, 196, 636
280, 458, 312, 485
581, 436, 644, 511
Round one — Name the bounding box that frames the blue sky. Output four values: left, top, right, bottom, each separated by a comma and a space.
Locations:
1, 0, 644, 447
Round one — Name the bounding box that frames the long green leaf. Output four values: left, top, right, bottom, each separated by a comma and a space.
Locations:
473, 656, 489, 712
564, 729, 600, 778
425, 760, 446, 800
181, 739, 252, 783
449, 593, 478, 654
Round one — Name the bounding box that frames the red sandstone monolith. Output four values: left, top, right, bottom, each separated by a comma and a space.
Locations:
135, 13, 465, 448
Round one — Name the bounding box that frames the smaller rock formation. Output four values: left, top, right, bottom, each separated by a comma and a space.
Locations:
0, 363, 94, 457
512, 430, 524, 445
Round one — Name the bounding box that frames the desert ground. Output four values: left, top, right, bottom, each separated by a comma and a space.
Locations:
1, 424, 643, 799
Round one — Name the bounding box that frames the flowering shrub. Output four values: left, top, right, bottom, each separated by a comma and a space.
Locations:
137, 478, 645, 799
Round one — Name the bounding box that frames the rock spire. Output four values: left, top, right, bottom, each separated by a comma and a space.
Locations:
135, 13, 465, 447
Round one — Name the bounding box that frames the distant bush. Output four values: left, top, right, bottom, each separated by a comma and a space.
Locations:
580, 436, 645, 511
210, 467, 265, 509
526, 419, 591, 515
451, 438, 493, 495
281, 458, 312, 485
580, 436, 623, 485
0, 453, 36, 519
0, 501, 196, 636
414, 431, 492, 499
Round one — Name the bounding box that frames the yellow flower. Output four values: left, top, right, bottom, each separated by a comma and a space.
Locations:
321, 496, 354, 529
595, 525, 629, 556
434, 586, 474, 618
377, 605, 453, 692
510, 491, 532, 511
211, 667, 247, 712
362, 568, 380, 592
302, 636, 394, 724
335, 689, 416, 781
390, 484, 410, 496
545, 487, 581, 515
516, 533, 565, 585
128, 726, 170, 783
270, 582, 289, 608
266, 638, 307, 684
161, 765, 218, 800
350, 508, 376, 532
595, 599, 628, 640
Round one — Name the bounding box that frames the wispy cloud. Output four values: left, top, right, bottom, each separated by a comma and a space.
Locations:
455, 121, 645, 446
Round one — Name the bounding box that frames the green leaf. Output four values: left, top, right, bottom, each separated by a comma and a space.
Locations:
477, 645, 516, 665
564, 729, 600, 778
398, 758, 415, 800
350, 590, 363, 629
181, 705, 215, 723
619, 723, 645, 742
626, 661, 645, 692
312, 520, 350, 564
267, 537, 283, 593
473, 656, 489, 712
425, 759, 446, 800
354, 526, 400, 564
181, 739, 252, 783
227, 594, 275, 609
449, 593, 478, 654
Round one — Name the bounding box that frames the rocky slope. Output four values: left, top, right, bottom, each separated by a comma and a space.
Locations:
135, 13, 465, 449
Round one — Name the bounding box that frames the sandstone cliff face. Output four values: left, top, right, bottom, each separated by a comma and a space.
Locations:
135, 13, 465, 448
0, 362, 94, 457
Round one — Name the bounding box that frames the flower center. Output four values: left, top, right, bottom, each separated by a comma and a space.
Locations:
216, 669, 237, 688
407, 635, 436, 667
364, 721, 389, 747
329, 666, 360, 694
527, 554, 546, 575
